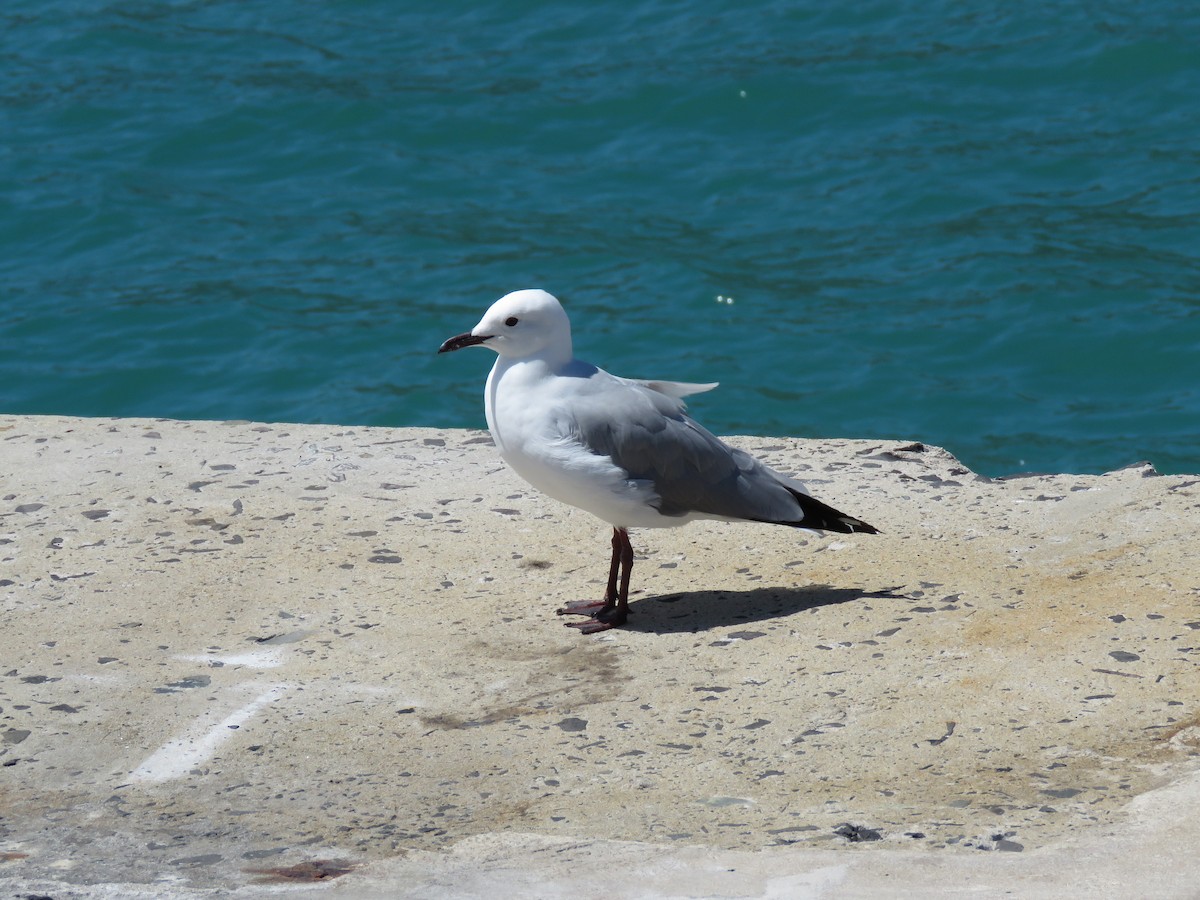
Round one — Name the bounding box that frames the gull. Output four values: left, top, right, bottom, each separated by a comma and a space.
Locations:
438, 289, 878, 633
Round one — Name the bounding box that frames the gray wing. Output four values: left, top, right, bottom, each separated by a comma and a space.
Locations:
556, 370, 808, 524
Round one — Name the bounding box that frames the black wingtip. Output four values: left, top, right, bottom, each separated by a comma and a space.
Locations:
791, 490, 879, 534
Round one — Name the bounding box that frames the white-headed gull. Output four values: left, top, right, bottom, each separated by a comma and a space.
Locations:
439, 289, 878, 633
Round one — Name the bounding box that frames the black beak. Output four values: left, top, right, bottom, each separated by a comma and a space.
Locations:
438, 332, 491, 354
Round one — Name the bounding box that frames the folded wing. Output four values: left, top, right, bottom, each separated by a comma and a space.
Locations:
558, 371, 874, 532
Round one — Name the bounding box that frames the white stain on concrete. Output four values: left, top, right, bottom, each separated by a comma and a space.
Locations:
130, 682, 290, 782
176, 647, 284, 668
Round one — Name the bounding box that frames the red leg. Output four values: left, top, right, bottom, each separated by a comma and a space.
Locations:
558, 528, 633, 633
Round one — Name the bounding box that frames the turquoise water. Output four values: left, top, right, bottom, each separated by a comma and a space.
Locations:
3, 2, 1198, 477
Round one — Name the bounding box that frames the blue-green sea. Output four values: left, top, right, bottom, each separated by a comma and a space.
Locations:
3, 2, 1198, 477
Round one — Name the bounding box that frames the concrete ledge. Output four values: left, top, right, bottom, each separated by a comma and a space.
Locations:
1, 415, 1198, 897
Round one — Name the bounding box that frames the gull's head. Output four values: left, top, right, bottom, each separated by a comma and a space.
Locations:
438, 289, 573, 362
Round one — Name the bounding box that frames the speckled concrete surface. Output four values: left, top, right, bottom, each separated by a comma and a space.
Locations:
1, 415, 1198, 897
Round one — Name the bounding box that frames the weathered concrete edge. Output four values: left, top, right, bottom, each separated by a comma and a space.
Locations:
2, 415, 1199, 899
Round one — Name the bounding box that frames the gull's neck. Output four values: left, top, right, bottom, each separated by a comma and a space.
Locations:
488, 346, 573, 394
507, 336, 575, 373
485, 343, 574, 446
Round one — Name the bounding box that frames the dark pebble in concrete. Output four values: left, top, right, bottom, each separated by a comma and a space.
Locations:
835, 823, 882, 842
155, 675, 212, 693
173, 854, 224, 867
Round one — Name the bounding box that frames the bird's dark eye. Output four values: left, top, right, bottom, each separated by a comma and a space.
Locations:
505, 316, 519, 327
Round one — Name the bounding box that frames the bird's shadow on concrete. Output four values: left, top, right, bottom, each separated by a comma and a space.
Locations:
619, 584, 893, 634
